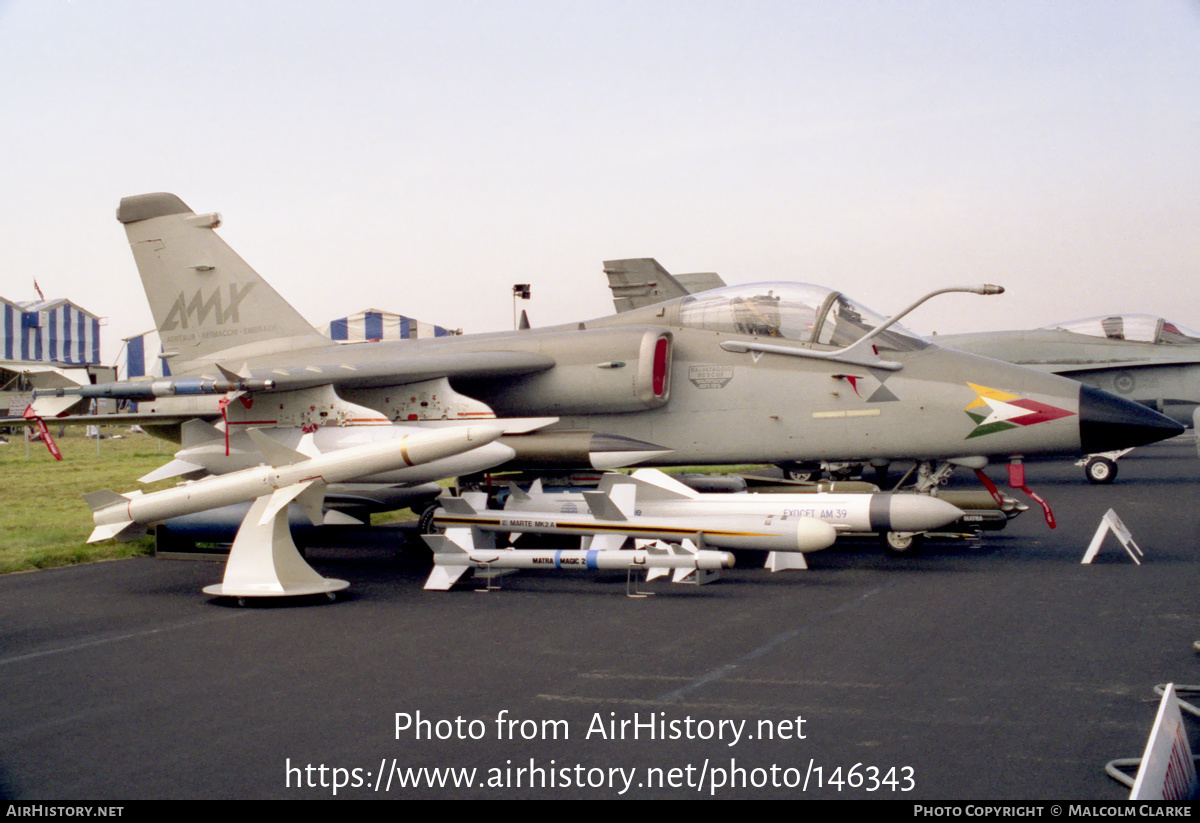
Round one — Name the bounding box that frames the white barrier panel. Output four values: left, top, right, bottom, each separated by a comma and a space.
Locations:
1082, 508, 1143, 565
1130, 683, 1198, 800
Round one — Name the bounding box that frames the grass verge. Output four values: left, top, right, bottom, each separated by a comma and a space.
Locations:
0, 429, 176, 574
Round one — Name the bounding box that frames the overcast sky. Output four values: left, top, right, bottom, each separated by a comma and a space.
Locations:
2, 1, 1198, 361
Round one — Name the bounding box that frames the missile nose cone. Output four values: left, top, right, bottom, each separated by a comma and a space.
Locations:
1078, 385, 1184, 453
885, 495, 965, 532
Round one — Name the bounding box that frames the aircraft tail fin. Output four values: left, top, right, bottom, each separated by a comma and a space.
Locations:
117, 193, 328, 371
604, 258, 727, 312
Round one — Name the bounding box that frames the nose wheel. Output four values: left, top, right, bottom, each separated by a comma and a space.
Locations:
1084, 456, 1118, 484
881, 531, 924, 556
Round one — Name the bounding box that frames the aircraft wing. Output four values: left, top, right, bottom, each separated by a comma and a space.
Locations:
937, 330, 1200, 375
1047, 357, 1200, 376
20, 347, 556, 422
231, 348, 556, 391
0, 411, 206, 427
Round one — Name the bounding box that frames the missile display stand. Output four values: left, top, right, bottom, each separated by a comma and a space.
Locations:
203, 494, 349, 603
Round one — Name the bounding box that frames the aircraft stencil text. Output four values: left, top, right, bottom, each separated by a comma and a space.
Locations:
161, 283, 254, 330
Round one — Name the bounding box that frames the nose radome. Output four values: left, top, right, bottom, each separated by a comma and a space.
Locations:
1078, 385, 1184, 453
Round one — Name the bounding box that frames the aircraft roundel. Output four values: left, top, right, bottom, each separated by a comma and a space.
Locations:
963, 383, 1074, 439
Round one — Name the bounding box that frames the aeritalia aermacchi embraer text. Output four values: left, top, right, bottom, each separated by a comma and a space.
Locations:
33, 194, 1182, 525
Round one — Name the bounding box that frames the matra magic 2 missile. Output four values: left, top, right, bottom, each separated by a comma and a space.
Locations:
422, 536, 734, 591
84, 424, 503, 543
431, 468, 965, 570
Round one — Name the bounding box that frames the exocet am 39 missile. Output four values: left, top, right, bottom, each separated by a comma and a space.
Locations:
508, 469, 966, 533
84, 424, 503, 543
422, 534, 734, 591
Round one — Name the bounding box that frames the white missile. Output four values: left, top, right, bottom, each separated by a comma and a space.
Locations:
138, 418, 519, 485
502, 469, 966, 536
423, 534, 734, 591
84, 424, 503, 543
434, 497, 840, 554
430, 468, 965, 570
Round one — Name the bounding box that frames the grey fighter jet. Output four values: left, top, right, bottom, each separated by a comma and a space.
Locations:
940, 315, 1199, 482
32, 194, 1182, 504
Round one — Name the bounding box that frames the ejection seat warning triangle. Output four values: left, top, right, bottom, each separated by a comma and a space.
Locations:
1081, 508, 1143, 565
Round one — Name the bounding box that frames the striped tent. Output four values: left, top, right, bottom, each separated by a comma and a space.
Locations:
322, 309, 456, 342
120, 308, 456, 380
2, 297, 101, 365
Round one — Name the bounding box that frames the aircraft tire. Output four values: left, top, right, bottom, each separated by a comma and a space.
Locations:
1084, 456, 1117, 484
881, 531, 923, 556
780, 461, 821, 482
417, 503, 444, 535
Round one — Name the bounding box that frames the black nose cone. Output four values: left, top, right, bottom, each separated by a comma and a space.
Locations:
1078, 385, 1184, 453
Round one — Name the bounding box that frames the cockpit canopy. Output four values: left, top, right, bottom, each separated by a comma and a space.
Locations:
678, 282, 929, 352
1043, 314, 1200, 345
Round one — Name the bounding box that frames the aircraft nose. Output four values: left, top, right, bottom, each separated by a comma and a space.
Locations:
1078, 385, 1184, 453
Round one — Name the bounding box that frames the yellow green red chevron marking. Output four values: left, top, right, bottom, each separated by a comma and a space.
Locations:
964, 383, 1075, 439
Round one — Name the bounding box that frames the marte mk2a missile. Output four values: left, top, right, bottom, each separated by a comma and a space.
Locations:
422, 534, 734, 591
84, 424, 503, 543
434, 493, 842, 554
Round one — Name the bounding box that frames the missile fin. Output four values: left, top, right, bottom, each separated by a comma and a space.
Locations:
765, 551, 808, 572
294, 481, 328, 526
646, 567, 671, 581
422, 534, 459, 554
423, 531, 480, 555
29, 395, 82, 418
25, 366, 87, 390
582, 490, 626, 521
137, 459, 206, 484
246, 428, 309, 468
83, 489, 130, 512
87, 523, 124, 543
424, 563, 471, 591
506, 482, 531, 504
216, 363, 247, 383
87, 521, 147, 544
527, 478, 543, 495
581, 533, 627, 552
438, 527, 478, 552
438, 496, 478, 515
623, 468, 699, 500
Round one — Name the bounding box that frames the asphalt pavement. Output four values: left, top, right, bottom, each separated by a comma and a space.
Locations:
1, 441, 1197, 799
